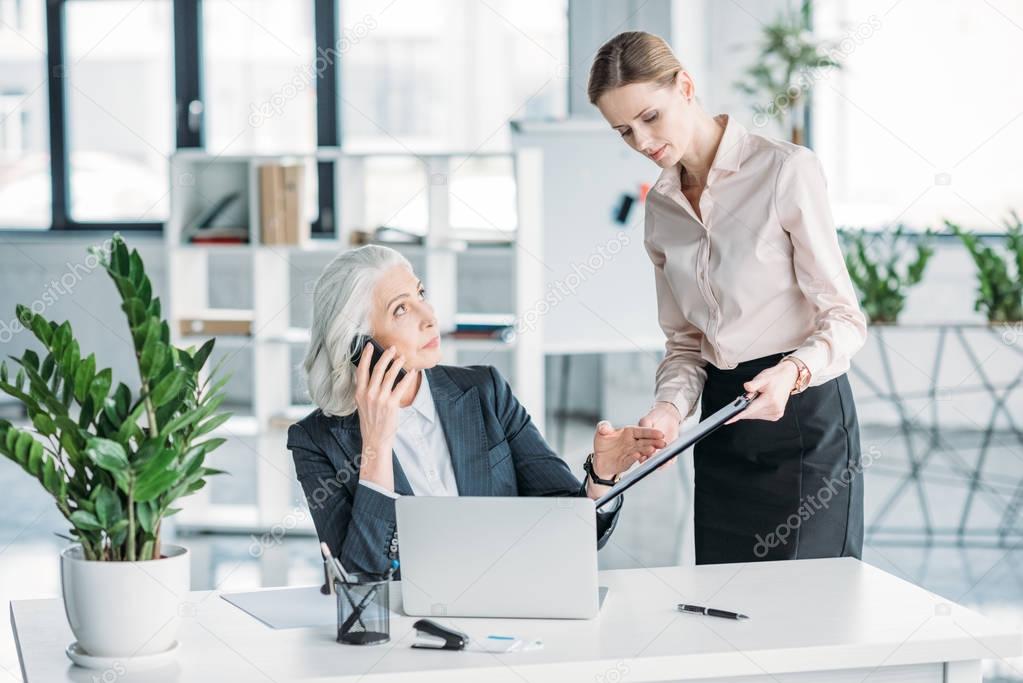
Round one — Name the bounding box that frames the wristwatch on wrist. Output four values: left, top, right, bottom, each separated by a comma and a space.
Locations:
584, 452, 621, 487
780, 355, 811, 395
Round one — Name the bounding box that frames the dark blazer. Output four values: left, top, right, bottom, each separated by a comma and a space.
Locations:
287, 364, 623, 578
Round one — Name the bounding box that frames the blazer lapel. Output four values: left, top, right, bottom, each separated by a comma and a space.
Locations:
326, 413, 414, 496
427, 367, 491, 496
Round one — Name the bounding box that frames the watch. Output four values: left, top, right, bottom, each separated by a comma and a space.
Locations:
780, 355, 811, 394
584, 452, 621, 487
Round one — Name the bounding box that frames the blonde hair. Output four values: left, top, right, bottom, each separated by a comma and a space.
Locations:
302, 245, 412, 417
587, 31, 684, 106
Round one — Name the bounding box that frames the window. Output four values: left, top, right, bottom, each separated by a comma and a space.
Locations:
65, 0, 173, 222
202, 0, 317, 153
340, 0, 568, 153
0, 0, 49, 228
811, 0, 1023, 232
0, 0, 566, 232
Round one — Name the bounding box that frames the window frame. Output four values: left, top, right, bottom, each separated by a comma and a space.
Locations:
9, 0, 337, 234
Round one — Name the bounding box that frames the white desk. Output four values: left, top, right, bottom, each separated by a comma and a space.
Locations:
10, 558, 1021, 682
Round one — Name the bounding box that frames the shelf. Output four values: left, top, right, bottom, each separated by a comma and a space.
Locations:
164, 148, 544, 535
211, 414, 261, 438
262, 327, 310, 345
172, 503, 316, 536
179, 334, 253, 349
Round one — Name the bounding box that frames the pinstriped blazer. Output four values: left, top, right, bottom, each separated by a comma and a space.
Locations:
287, 364, 623, 578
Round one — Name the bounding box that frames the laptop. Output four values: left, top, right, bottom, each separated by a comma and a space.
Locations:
395, 496, 602, 619
394, 392, 752, 619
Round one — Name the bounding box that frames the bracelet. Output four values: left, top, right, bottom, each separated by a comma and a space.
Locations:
780, 355, 811, 394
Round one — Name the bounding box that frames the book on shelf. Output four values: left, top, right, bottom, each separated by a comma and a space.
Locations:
259, 162, 308, 246
179, 309, 254, 337
184, 191, 249, 245
444, 313, 517, 343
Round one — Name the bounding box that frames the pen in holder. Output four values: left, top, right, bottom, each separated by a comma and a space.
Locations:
334, 561, 397, 646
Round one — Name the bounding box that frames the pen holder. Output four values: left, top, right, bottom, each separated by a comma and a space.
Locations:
334, 573, 390, 645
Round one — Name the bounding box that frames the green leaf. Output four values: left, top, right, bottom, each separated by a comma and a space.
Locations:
70, 510, 103, 531
140, 341, 167, 378
137, 278, 152, 306
31, 413, 56, 436
94, 486, 123, 528
121, 297, 147, 328
131, 319, 150, 348
136, 500, 156, 534
22, 349, 39, 372
113, 238, 130, 275
193, 338, 216, 372
43, 459, 67, 501
150, 370, 185, 408
40, 353, 55, 382
73, 354, 96, 404
26, 439, 43, 475
14, 431, 32, 462
128, 249, 144, 286
85, 437, 130, 472
192, 412, 232, 438
133, 468, 180, 502
138, 447, 178, 480
88, 368, 112, 411
28, 313, 52, 346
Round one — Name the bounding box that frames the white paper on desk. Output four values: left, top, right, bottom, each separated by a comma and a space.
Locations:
221, 586, 336, 629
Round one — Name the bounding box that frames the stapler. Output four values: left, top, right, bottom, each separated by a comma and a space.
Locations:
411, 619, 469, 651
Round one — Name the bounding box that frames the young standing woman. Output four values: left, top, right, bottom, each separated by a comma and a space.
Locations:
589, 32, 869, 564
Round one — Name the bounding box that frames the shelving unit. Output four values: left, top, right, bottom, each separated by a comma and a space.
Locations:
165, 148, 545, 534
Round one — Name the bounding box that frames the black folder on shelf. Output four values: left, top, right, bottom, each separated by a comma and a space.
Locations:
595, 393, 755, 510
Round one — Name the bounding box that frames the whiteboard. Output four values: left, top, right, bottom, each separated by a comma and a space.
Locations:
512, 119, 664, 354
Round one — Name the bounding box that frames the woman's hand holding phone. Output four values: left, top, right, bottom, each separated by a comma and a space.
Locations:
354, 342, 416, 491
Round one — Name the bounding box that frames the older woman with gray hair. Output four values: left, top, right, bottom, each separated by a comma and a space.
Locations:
288, 245, 665, 577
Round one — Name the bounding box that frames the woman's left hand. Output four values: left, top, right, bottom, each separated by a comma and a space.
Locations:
591, 421, 667, 480
724, 361, 800, 424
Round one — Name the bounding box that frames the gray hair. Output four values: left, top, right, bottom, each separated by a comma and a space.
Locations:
302, 245, 413, 417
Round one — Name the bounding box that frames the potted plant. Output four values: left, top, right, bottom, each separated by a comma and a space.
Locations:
946, 213, 1023, 325
0, 234, 230, 664
733, 0, 843, 144
839, 224, 935, 324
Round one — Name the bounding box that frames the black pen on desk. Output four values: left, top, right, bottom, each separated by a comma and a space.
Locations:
677, 604, 750, 621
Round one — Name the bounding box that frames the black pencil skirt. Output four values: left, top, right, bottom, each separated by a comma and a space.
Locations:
693, 350, 864, 564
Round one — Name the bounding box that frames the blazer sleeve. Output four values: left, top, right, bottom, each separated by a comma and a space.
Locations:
486, 366, 623, 550
288, 421, 398, 577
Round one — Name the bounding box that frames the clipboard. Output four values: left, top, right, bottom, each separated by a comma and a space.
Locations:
595, 393, 755, 509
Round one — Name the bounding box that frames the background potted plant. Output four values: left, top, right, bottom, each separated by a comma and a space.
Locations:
733, 0, 842, 145
0, 234, 230, 664
946, 213, 1023, 325
839, 224, 935, 325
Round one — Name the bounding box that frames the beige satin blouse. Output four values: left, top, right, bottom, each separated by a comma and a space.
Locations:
644, 114, 868, 420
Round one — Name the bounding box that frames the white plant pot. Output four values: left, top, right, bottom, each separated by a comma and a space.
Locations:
60, 544, 190, 658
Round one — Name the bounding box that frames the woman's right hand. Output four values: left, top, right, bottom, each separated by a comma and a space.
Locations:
637, 402, 683, 465
354, 343, 416, 490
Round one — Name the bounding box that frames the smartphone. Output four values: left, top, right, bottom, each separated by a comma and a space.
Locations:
349, 334, 408, 388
